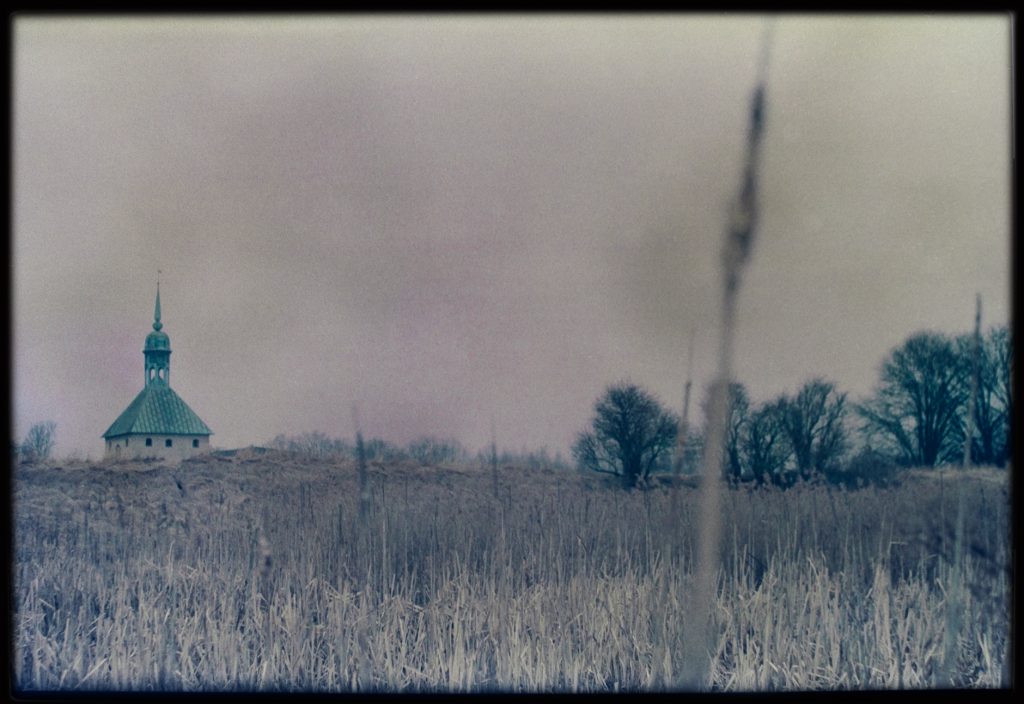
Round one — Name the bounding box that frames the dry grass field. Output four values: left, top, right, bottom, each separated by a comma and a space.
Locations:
11, 450, 1012, 692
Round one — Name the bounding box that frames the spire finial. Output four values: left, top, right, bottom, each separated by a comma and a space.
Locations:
153, 271, 163, 331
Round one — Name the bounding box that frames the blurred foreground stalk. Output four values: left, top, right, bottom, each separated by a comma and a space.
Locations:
678, 21, 773, 690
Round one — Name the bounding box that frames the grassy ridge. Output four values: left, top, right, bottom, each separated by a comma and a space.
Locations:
12, 451, 1011, 692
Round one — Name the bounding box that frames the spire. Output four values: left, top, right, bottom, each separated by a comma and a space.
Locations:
144, 274, 171, 388
153, 271, 163, 331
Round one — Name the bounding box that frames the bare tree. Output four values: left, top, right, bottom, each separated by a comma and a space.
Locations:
777, 378, 848, 481
743, 399, 789, 485
857, 331, 969, 467
22, 421, 56, 463
706, 382, 749, 482
572, 382, 678, 489
992, 325, 1013, 463
959, 325, 1012, 466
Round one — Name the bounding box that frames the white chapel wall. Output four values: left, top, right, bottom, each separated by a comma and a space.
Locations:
105, 434, 210, 461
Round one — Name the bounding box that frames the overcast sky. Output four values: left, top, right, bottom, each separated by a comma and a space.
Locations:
13, 14, 1011, 460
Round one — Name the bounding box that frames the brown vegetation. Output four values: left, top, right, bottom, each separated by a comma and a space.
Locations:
12, 451, 1010, 692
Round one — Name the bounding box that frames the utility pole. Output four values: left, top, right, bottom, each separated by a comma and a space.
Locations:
670, 327, 697, 519
353, 404, 371, 522
939, 294, 981, 686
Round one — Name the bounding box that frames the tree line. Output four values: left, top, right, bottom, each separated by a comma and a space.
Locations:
573, 325, 1012, 489
13, 325, 1009, 483
266, 431, 570, 471
267, 432, 467, 464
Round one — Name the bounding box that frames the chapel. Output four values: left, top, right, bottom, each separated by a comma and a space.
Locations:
102, 284, 213, 459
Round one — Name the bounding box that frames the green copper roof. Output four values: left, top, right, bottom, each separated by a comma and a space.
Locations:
145, 329, 171, 351
103, 385, 212, 438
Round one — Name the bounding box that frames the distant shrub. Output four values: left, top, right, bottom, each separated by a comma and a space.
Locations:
363, 438, 408, 463
267, 431, 350, 459
407, 436, 468, 466
827, 447, 898, 488
267, 432, 409, 463
21, 421, 56, 464
479, 446, 571, 472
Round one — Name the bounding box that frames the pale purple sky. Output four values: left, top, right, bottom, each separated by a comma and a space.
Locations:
13, 15, 1011, 460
